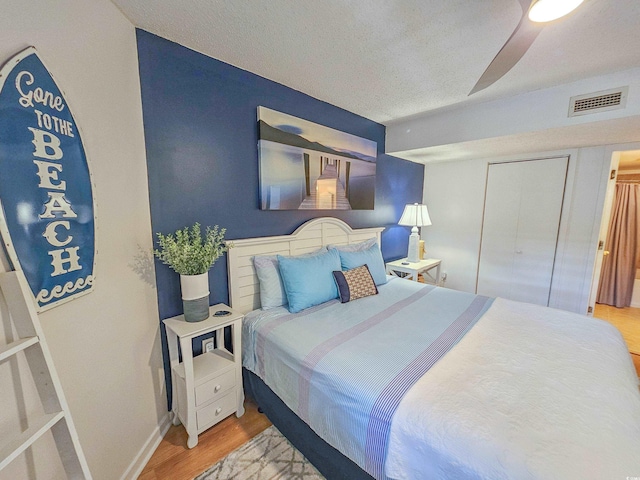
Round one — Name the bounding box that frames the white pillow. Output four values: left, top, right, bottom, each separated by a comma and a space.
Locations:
328, 237, 377, 252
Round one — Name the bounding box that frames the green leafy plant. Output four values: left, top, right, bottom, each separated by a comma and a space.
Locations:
154, 223, 230, 275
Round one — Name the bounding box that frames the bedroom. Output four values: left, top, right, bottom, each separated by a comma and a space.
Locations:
1, 1, 639, 479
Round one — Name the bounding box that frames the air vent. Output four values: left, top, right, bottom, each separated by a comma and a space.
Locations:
569, 86, 628, 117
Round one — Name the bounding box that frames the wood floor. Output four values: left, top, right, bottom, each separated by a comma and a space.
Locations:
138, 398, 271, 480
593, 304, 640, 353
593, 303, 640, 376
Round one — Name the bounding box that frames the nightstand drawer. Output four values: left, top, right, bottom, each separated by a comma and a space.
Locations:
195, 368, 235, 406
196, 389, 236, 430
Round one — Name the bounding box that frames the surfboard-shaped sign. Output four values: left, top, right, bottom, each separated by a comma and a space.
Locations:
0, 47, 95, 311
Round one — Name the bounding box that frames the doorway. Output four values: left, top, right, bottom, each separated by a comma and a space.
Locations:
591, 149, 640, 359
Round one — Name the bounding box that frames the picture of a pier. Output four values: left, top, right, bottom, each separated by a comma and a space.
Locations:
258, 107, 376, 210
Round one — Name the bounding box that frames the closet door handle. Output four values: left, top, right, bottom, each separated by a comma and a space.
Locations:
603, 250, 610, 256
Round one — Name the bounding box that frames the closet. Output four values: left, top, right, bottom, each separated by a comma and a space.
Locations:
477, 157, 568, 306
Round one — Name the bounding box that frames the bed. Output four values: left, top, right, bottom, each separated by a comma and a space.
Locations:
227, 217, 640, 480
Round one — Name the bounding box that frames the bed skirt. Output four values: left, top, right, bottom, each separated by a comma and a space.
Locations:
243, 368, 374, 480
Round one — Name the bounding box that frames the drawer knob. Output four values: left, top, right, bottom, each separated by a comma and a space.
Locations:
215, 407, 222, 415
214, 384, 221, 392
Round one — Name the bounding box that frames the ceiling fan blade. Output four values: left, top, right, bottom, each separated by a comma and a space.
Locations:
469, 9, 543, 95
517, 0, 534, 13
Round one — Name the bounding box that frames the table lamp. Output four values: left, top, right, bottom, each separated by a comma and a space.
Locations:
398, 203, 431, 263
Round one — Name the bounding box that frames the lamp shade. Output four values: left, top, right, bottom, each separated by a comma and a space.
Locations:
528, 0, 584, 22
398, 203, 432, 227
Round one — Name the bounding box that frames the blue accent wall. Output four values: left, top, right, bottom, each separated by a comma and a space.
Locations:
136, 30, 424, 405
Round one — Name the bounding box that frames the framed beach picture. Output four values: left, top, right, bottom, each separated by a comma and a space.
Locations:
257, 107, 377, 210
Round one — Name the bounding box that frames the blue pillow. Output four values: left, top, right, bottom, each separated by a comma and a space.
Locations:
334, 243, 387, 286
277, 248, 341, 313
253, 247, 327, 310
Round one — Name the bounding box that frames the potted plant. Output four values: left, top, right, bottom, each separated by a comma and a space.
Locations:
154, 223, 230, 322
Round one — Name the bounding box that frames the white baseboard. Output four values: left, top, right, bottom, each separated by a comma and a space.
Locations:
120, 412, 172, 480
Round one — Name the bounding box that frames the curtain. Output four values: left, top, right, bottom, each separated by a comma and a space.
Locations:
597, 183, 640, 307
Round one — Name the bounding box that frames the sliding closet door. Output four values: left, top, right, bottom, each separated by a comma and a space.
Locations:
477, 157, 568, 305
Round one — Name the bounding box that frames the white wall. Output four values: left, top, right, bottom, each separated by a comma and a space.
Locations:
422, 158, 487, 294
422, 143, 640, 314
0, 2, 165, 479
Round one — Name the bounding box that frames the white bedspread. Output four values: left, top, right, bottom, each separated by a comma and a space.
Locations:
386, 297, 640, 480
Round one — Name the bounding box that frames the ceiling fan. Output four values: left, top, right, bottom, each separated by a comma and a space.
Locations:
469, 0, 585, 95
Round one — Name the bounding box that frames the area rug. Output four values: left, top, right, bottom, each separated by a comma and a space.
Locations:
193, 426, 325, 480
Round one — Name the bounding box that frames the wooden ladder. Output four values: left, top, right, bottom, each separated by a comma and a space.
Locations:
0, 270, 92, 479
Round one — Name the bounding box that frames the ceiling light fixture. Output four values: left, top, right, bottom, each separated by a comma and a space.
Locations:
528, 0, 584, 23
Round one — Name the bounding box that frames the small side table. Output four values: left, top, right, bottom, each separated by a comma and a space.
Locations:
163, 304, 245, 449
386, 258, 442, 284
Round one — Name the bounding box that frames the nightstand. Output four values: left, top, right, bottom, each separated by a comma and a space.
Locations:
163, 304, 245, 449
386, 258, 441, 284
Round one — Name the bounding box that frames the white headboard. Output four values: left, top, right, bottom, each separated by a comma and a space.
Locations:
226, 217, 384, 314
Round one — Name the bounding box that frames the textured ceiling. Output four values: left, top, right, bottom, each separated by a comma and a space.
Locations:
111, 0, 640, 124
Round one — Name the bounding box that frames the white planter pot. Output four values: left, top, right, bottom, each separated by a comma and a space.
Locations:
180, 272, 210, 300
180, 273, 210, 322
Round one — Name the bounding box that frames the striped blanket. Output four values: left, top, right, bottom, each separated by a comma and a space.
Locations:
242, 278, 493, 479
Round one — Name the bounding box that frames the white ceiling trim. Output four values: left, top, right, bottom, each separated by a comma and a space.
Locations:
386, 67, 640, 163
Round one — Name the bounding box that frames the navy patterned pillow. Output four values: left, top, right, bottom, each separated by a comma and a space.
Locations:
332, 265, 378, 303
